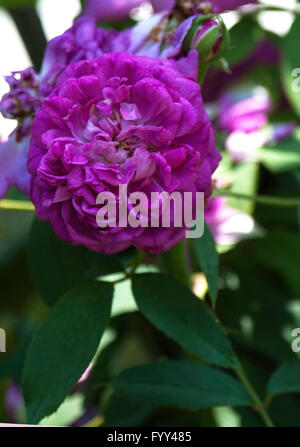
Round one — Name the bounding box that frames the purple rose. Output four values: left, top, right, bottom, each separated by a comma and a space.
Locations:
28, 53, 220, 254
0, 15, 201, 201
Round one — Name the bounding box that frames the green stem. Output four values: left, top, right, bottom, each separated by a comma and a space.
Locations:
129, 249, 145, 275
161, 240, 190, 288
236, 367, 274, 427
197, 61, 210, 85
0, 199, 35, 211
215, 189, 300, 208
8, 6, 47, 71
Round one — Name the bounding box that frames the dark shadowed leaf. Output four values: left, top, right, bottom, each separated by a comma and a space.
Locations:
23, 281, 113, 424
28, 219, 121, 306
104, 393, 154, 427
111, 361, 251, 410
132, 273, 238, 369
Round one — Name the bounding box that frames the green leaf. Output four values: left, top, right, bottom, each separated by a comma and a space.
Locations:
193, 223, 219, 304
0, 0, 37, 8
226, 17, 260, 66
28, 220, 89, 306
268, 362, 300, 397
280, 16, 300, 118
132, 274, 238, 369
252, 231, 300, 298
228, 162, 259, 214
259, 129, 300, 173
111, 361, 251, 410
28, 219, 121, 306
104, 393, 154, 427
22, 281, 113, 424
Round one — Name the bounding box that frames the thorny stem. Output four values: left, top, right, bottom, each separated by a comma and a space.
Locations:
236, 367, 274, 427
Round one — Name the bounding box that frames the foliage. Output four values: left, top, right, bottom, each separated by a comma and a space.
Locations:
0, 1, 300, 429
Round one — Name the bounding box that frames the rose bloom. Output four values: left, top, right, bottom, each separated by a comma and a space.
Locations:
28, 53, 220, 254
0, 15, 198, 199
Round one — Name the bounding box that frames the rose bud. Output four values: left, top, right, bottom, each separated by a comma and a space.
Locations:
183, 15, 230, 64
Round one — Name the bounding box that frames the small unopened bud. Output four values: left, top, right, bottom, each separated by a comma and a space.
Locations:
183, 15, 230, 63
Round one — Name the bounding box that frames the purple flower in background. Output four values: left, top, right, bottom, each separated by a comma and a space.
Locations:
28, 53, 220, 254
0, 135, 31, 197
218, 86, 271, 134
5, 385, 25, 423
226, 122, 297, 163
218, 85, 296, 163
84, 0, 145, 21
205, 197, 259, 245
0, 68, 40, 121
218, 85, 271, 162
211, 0, 257, 12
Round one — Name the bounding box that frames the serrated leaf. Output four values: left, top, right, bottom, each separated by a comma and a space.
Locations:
111, 361, 251, 410
23, 281, 113, 424
132, 274, 238, 369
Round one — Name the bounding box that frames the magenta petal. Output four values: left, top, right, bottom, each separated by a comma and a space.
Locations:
211, 0, 257, 12
84, 0, 143, 21
151, 0, 175, 13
